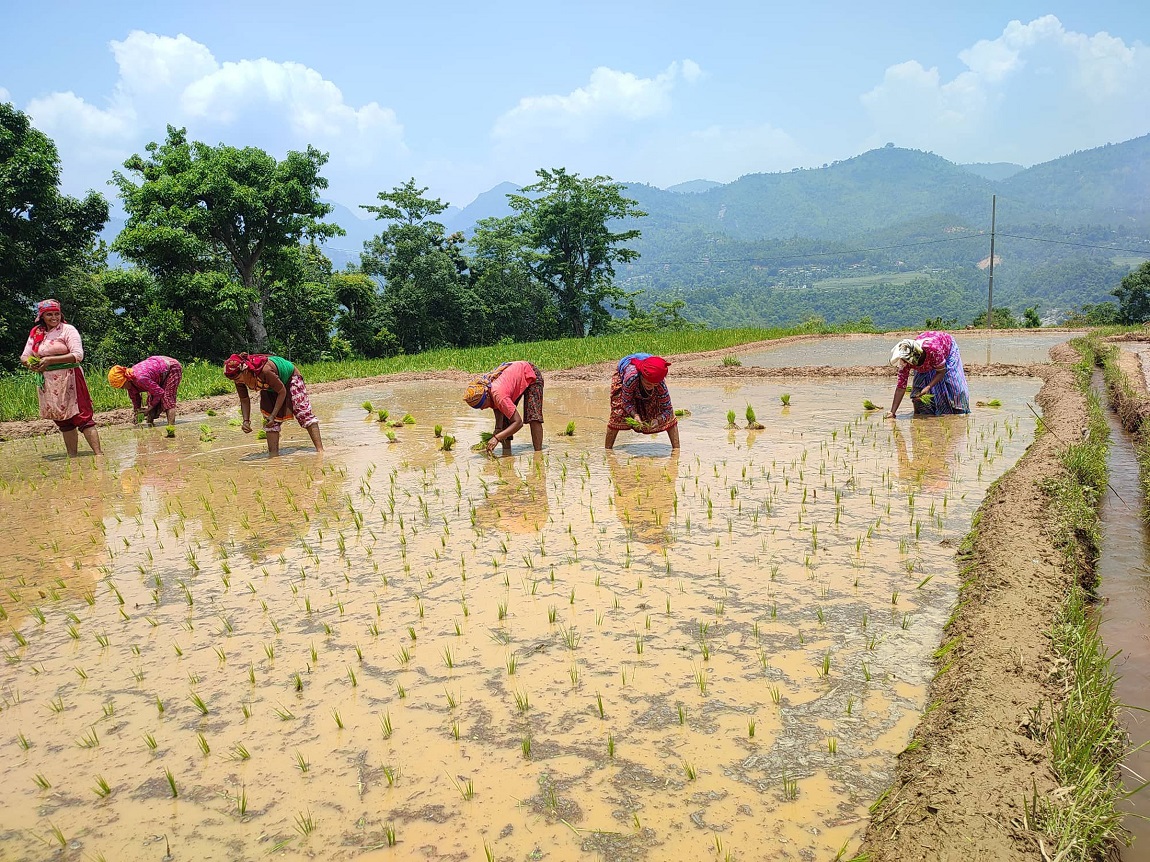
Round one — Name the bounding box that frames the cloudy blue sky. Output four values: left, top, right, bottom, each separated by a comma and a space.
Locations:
2, 0, 1147, 215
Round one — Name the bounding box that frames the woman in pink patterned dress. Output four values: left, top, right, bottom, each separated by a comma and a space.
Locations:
886, 331, 970, 418
107, 356, 184, 427
19, 298, 103, 456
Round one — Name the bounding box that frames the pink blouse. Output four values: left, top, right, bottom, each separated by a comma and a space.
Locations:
896, 331, 953, 389
126, 356, 175, 410
489, 361, 537, 418
21, 323, 84, 364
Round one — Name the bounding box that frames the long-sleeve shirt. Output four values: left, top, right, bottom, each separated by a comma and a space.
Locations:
21, 323, 84, 363
896, 331, 953, 389
125, 356, 175, 410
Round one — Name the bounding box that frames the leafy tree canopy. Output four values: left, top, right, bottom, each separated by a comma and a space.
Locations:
1112, 261, 1150, 324
112, 126, 342, 354
508, 168, 646, 337
0, 102, 107, 364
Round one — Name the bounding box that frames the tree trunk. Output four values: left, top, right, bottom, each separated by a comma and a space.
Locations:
246, 298, 268, 352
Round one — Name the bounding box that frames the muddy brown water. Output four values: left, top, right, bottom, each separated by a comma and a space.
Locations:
1096, 363, 1150, 860
679, 331, 1082, 370
0, 378, 1039, 860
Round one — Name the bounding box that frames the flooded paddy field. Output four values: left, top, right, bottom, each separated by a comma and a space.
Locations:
0, 377, 1039, 861
678, 330, 1081, 370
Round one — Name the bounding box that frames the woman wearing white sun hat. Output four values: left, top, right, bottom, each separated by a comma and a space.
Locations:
886, 331, 970, 419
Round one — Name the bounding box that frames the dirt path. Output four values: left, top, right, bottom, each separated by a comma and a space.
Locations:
859, 344, 1091, 861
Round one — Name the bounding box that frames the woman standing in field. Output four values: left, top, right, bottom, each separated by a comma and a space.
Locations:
464, 360, 544, 454
107, 356, 184, 427
20, 299, 103, 456
223, 353, 323, 456
886, 331, 970, 418
605, 354, 680, 449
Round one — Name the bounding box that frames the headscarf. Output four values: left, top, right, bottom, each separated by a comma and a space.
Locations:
889, 339, 924, 368
108, 365, 131, 388
28, 299, 64, 353
632, 356, 670, 385
464, 362, 512, 409
223, 353, 270, 380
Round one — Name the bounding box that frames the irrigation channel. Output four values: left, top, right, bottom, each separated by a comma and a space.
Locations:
0, 334, 1070, 861
1099, 354, 1150, 862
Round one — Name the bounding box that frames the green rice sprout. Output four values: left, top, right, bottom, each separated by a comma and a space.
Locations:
380, 711, 393, 738
165, 425, 176, 437
748, 718, 757, 738
514, 690, 530, 713
164, 768, 178, 798
780, 393, 791, 406
376, 409, 389, 423
522, 736, 532, 759
596, 692, 605, 719
564, 421, 576, 436
34, 773, 51, 790
862, 399, 880, 410
693, 666, 708, 695
986, 398, 1002, 407
673, 408, 692, 417
385, 825, 397, 846
16, 731, 30, 750
745, 404, 756, 424
607, 733, 616, 759
383, 765, 398, 786
386, 430, 397, 443
683, 761, 697, 780
190, 692, 209, 715
361, 401, 373, 413
625, 416, 643, 430
295, 750, 310, 773
196, 732, 210, 756
332, 708, 344, 729
231, 742, 250, 761
442, 434, 456, 451
402, 413, 415, 424
237, 784, 248, 816
434, 423, 443, 437
294, 808, 316, 836
199, 423, 214, 442
827, 737, 839, 755
506, 654, 518, 675
46, 822, 66, 848
722, 354, 741, 367
725, 410, 736, 427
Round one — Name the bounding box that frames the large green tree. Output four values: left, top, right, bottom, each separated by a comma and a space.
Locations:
360, 179, 484, 354
0, 102, 108, 364
469, 215, 562, 343
1112, 260, 1150, 324
112, 126, 342, 353
508, 168, 646, 337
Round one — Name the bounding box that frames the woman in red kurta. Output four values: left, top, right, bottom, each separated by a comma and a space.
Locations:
20, 299, 103, 457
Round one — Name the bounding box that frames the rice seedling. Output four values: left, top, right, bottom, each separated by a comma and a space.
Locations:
294, 808, 316, 836
190, 692, 209, 715
402, 413, 416, 424
678, 704, 686, 725
332, 708, 344, 729
46, 822, 66, 848
165, 768, 178, 798
434, 424, 443, 437
380, 711, 393, 738
294, 751, 310, 773
769, 685, 781, 705
165, 425, 176, 437
442, 434, 456, 451
726, 410, 737, 428
78, 728, 100, 748
684, 761, 697, 780
818, 652, 831, 677
362, 401, 374, 413
522, 735, 532, 759
376, 408, 388, 423
442, 646, 456, 669
385, 825, 397, 847
745, 405, 764, 430
231, 742, 250, 761
34, 773, 50, 789
780, 393, 791, 406
693, 666, 708, 695
383, 764, 398, 786
237, 785, 248, 816
506, 654, 517, 675
386, 430, 397, 443
196, 732, 210, 756
514, 690, 531, 713
274, 704, 296, 721
782, 771, 798, 800
862, 399, 880, 410
347, 666, 358, 687
827, 737, 839, 755
596, 692, 605, 719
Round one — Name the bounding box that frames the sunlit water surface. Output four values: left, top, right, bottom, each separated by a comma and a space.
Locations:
0, 377, 1038, 861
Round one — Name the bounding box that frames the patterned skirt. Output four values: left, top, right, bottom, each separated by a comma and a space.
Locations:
913, 344, 970, 416
260, 371, 318, 430
607, 373, 677, 434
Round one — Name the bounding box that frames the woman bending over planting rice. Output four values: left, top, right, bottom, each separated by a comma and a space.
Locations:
605, 354, 680, 450
886, 331, 970, 418
108, 356, 183, 427
223, 353, 323, 456
464, 360, 545, 454
20, 299, 103, 457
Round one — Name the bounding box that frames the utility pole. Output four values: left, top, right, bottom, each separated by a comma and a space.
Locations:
986, 195, 996, 329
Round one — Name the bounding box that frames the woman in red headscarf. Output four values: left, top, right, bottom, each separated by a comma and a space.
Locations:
222, 353, 323, 456
20, 299, 103, 456
605, 353, 679, 450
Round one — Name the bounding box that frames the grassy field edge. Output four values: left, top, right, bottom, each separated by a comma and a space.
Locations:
0, 321, 878, 423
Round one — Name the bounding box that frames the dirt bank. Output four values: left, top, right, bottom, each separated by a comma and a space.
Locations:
859, 344, 1097, 861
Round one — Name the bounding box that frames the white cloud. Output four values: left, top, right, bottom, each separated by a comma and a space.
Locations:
17, 30, 406, 206
0, 86, 11, 103
493, 60, 702, 141
861, 15, 1150, 163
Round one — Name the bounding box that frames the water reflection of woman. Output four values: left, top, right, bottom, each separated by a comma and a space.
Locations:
473, 453, 550, 534
891, 416, 967, 492
608, 451, 680, 550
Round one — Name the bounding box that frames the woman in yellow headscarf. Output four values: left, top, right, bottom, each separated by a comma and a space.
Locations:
108, 356, 184, 427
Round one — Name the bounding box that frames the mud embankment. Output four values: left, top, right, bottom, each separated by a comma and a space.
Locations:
860, 345, 1097, 861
